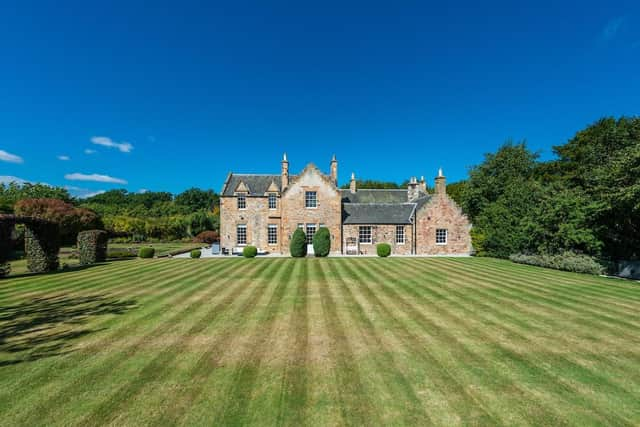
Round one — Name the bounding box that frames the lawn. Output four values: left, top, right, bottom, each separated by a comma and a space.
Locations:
0, 257, 639, 426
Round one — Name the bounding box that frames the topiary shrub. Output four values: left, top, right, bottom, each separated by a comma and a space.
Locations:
377, 243, 391, 257
243, 246, 257, 258
0, 218, 13, 277
190, 249, 202, 258
138, 247, 155, 258
77, 230, 108, 265
509, 252, 605, 275
313, 227, 331, 257
25, 221, 60, 273
290, 228, 307, 257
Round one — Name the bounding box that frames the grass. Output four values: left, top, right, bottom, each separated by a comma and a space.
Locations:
0, 257, 639, 426
7, 242, 204, 276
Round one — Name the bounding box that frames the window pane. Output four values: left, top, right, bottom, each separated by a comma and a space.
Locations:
396, 226, 404, 244
237, 194, 246, 209
268, 225, 277, 244
306, 224, 316, 244
305, 191, 317, 208
237, 225, 247, 245
268, 193, 277, 209
436, 229, 447, 244
359, 226, 372, 244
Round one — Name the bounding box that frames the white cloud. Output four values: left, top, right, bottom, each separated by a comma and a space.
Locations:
91, 136, 133, 153
57, 155, 70, 161
64, 185, 106, 198
138, 188, 149, 194
600, 16, 627, 42
0, 149, 24, 163
84, 149, 96, 155
64, 172, 128, 185
0, 175, 29, 185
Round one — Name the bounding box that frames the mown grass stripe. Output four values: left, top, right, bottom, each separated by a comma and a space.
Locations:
152, 259, 289, 426
12, 259, 252, 425
316, 259, 381, 426
324, 259, 433, 425
390, 258, 636, 425
276, 259, 309, 427
212, 259, 297, 425
74, 259, 281, 426
344, 259, 514, 426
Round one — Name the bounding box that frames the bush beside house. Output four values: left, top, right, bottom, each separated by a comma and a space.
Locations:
290, 229, 307, 257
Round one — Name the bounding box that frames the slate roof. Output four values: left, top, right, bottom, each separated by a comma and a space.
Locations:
342, 203, 416, 224
222, 174, 296, 196
339, 189, 408, 203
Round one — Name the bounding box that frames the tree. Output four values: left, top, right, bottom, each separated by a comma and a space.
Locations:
0, 183, 72, 212
175, 188, 219, 211
14, 198, 102, 245
312, 227, 331, 257
290, 228, 307, 257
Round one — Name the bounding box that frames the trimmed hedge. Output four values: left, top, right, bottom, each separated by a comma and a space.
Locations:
0, 219, 12, 277
377, 243, 391, 257
243, 246, 257, 258
509, 252, 605, 275
108, 250, 137, 259
190, 249, 202, 259
25, 222, 60, 273
313, 227, 331, 257
290, 228, 307, 257
77, 230, 108, 265
138, 247, 155, 258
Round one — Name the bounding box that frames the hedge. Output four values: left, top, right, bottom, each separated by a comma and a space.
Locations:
77, 230, 108, 265
377, 243, 391, 257
190, 249, 202, 259
25, 221, 60, 273
312, 227, 331, 257
0, 219, 12, 277
243, 246, 257, 258
290, 228, 307, 257
509, 252, 605, 275
138, 247, 155, 258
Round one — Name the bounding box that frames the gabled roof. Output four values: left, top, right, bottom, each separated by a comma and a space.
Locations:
339, 189, 409, 204
342, 203, 416, 225
222, 174, 296, 196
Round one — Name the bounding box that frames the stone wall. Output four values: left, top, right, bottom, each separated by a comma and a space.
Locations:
280, 165, 342, 254
220, 195, 282, 252
343, 224, 413, 255
415, 193, 472, 255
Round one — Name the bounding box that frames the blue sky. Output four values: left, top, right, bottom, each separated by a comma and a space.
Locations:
1, 0, 639, 197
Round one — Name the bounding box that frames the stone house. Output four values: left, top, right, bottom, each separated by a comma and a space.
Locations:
220, 154, 472, 255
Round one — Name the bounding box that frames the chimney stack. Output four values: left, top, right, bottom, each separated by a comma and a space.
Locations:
281, 153, 289, 190
330, 154, 338, 185
435, 168, 446, 196
407, 176, 420, 201
419, 176, 427, 193
350, 172, 357, 194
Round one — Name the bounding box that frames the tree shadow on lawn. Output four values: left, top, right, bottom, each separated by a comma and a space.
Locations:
0, 293, 137, 367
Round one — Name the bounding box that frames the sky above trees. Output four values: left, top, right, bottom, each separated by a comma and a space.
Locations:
1, 0, 639, 196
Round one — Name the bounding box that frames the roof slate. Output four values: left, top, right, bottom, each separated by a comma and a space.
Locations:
342, 203, 416, 224
222, 174, 296, 196
339, 189, 409, 203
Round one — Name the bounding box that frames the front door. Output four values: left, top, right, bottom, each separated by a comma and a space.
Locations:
306, 224, 316, 255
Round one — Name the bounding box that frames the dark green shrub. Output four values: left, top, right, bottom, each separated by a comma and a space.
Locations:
243, 246, 257, 258
25, 221, 60, 273
138, 247, 155, 258
290, 228, 307, 257
509, 252, 605, 275
190, 249, 202, 259
0, 218, 13, 277
77, 230, 108, 265
108, 250, 137, 259
377, 243, 391, 257
313, 227, 331, 257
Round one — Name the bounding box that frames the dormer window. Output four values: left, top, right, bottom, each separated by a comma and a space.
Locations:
237, 193, 247, 209
305, 191, 317, 208
268, 193, 277, 210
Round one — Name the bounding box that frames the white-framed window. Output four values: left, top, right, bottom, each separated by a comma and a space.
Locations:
268, 193, 277, 210
305, 191, 317, 208
436, 228, 448, 245
237, 224, 247, 245
268, 224, 277, 245
359, 226, 372, 244
306, 224, 316, 244
237, 193, 247, 210
396, 225, 405, 244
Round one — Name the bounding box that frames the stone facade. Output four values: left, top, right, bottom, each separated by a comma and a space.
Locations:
220, 154, 472, 256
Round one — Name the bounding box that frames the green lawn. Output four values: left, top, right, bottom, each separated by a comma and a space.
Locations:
0, 258, 639, 426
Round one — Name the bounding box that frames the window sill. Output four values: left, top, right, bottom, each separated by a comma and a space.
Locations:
436, 243, 448, 246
